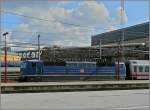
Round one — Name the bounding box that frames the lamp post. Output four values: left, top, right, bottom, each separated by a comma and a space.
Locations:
0, 32, 1, 88
3, 32, 8, 83
148, 1, 150, 110
37, 34, 40, 60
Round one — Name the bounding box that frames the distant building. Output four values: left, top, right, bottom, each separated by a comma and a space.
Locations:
91, 22, 149, 61
91, 22, 149, 46
1, 47, 11, 52
41, 46, 100, 62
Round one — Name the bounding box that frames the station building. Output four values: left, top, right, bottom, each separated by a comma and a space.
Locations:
17, 22, 149, 64
91, 22, 149, 46
91, 22, 149, 61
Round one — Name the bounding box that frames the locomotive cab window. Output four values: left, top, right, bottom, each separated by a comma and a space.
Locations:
32, 62, 36, 68
145, 66, 149, 72
139, 66, 143, 72
21, 62, 26, 68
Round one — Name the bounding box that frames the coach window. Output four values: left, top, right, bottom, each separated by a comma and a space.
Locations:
145, 66, 149, 72
134, 66, 137, 72
139, 66, 143, 72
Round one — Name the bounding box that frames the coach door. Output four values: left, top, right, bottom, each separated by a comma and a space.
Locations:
31, 62, 37, 75
133, 66, 137, 79
138, 66, 144, 79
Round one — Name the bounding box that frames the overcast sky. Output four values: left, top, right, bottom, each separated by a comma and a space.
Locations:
1, 0, 149, 49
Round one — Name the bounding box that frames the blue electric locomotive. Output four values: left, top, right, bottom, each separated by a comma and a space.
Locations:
20, 60, 126, 81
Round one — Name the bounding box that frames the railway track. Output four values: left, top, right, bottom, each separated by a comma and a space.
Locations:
1, 72, 20, 81
0, 67, 20, 82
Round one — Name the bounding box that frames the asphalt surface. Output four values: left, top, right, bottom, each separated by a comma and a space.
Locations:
1, 89, 149, 110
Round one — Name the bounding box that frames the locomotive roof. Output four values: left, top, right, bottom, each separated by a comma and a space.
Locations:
23, 60, 43, 62
66, 61, 96, 63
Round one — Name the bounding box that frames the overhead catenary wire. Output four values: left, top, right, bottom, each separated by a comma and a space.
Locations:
1, 10, 148, 36
0, 41, 45, 46
0, 10, 124, 32
1, 21, 115, 32
2, 28, 149, 38
0, 9, 119, 30
0, 30, 148, 49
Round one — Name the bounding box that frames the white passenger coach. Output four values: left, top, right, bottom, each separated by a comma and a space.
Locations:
126, 60, 149, 79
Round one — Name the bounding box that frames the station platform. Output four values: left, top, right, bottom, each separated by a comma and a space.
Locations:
1, 80, 149, 93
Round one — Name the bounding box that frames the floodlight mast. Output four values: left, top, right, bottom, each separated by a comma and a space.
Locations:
116, 0, 125, 81
121, 0, 125, 62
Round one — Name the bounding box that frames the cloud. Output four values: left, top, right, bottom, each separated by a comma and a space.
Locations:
2, 1, 128, 47
70, 1, 110, 26
16, 23, 30, 31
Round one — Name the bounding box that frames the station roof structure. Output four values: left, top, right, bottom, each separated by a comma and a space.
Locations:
91, 22, 149, 46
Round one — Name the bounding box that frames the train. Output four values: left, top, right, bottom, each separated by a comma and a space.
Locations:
126, 60, 149, 80
19, 60, 149, 82
0, 54, 21, 81
0, 54, 21, 67
0, 54, 21, 73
